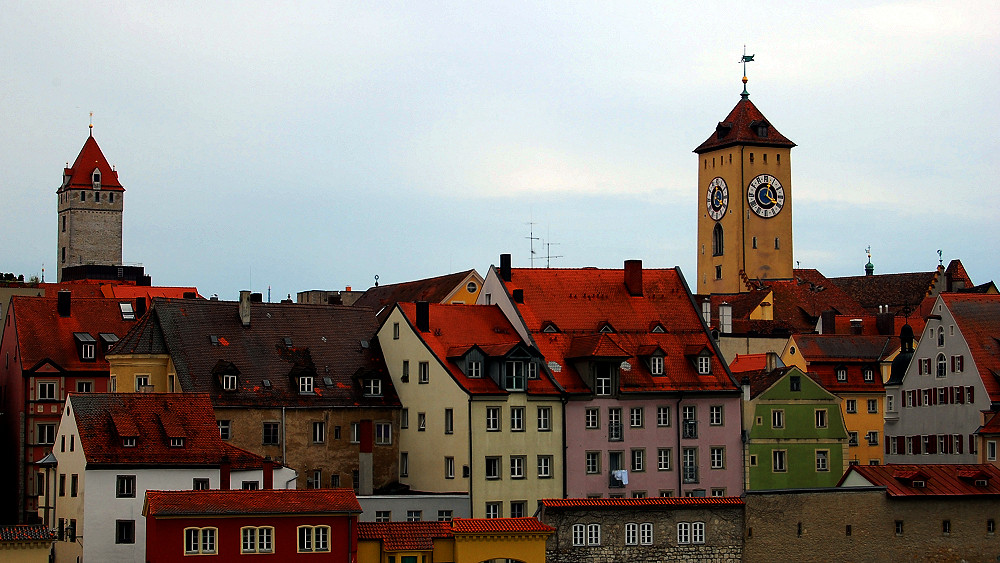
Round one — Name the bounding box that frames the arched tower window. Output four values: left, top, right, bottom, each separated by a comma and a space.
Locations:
712, 224, 724, 256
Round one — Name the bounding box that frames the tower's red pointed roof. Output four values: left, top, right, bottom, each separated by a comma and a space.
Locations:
60, 134, 124, 192
694, 96, 795, 154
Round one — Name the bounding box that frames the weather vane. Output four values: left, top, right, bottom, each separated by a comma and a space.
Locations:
937, 249, 943, 266
866, 245, 871, 260
89, 111, 94, 136
739, 47, 755, 98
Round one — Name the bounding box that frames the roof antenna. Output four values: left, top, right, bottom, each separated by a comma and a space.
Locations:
89, 111, 94, 137
526, 221, 539, 268
739, 47, 755, 98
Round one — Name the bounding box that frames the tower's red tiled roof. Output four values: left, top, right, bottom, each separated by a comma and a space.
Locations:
397, 303, 561, 396
144, 489, 361, 516
71, 393, 270, 469
61, 135, 124, 191
977, 411, 1000, 435
694, 96, 795, 154
540, 496, 744, 508
839, 464, 1000, 496
9, 295, 139, 373
942, 293, 1000, 402
500, 267, 737, 394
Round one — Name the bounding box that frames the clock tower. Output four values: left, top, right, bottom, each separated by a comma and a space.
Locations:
695, 76, 795, 294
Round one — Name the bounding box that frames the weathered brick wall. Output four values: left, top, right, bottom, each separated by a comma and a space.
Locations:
541, 505, 743, 563
745, 489, 1000, 562
58, 190, 123, 276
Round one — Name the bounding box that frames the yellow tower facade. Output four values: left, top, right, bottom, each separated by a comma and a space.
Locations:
695, 83, 795, 294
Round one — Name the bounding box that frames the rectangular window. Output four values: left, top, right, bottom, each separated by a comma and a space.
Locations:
375, 422, 392, 445
510, 455, 525, 479
697, 356, 711, 374
418, 361, 429, 384
406, 510, 422, 522
263, 422, 279, 445
609, 407, 623, 441
116, 475, 136, 498
692, 522, 705, 544
816, 450, 829, 471
845, 399, 857, 413
217, 420, 231, 440
595, 367, 612, 395
184, 528, 217, 554
468, 360, 482, 378
709, 405, 723, 426
677, 522, 690, 544
895, 520, 904, 535
297, 526, 330, 552
658, 448, 672, 471
587, 523, 601, 546
438, 510, 453, 521
59, 474, 65, 496
401, 409, 409, 429
710, 446, 725, 469
485, 456, 501, 480
572, 524, 585, 546
37, 381, 56, 401
442, 455, 456, 480
585, 451, 600, 474
866, 431, 879, 446
37, 424, 56, 445
651, 355, 664, 375
116, 520, 135, 544
537, 406, 551, 431
363, 378, 382, 396
485, 502, 501, 519
241, 527, 273, 553
485, 407, 501, 431
682, 447, 698, 483
392, 322, 399, 339
815, 409, 828, 428
625, 522, 638, 545
444, 408, 454, 434
867, 399, 878, 413
350, 422, 360, 443
402, 360, 409, 382
400, 452, 408, 477
772, 409, 784, 429
586, 408, 599, 429
76, 381, 93, 393
312, 421, 326, 443
630, 407, 644, 428
510, 406, 525, 432
505, 360, 525, 391
849, 431, 859, 446
631, 449, 645, 472
298, 375, 313, 394
657, 406, 671, 427
507, 501, 523, 518
537, 455, 552, 478
773, 450, 787, 472
988, 440, 997, 461
417, 412, 426, 432
193, 478, 210, 490
70, 474, 78, 497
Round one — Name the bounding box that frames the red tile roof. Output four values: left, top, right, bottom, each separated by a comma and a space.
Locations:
502, 267, 737, 394
353, 270, 477, 316
10, 295, 139, 373
792, 334, 893, 393
942, 293, 1000, 402
71, 393, 270, 469
357, 518, 553, 550
694, 95, 795, 154
61, 135, 124, 191
0, 524, 56, 542
729, 354, 768, 374
397, 303, 561, 396
839, 464, 1000, 496
977, 411, 1000, 435
144, 489, 361, 516
540, 496, 744, 508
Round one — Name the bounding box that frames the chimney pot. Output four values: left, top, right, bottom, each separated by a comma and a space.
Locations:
134, 297, 146, 318
416, 301, 429, 332
262, 456, 274, 490
500, 254, 512, 282
220, 455, 231, 490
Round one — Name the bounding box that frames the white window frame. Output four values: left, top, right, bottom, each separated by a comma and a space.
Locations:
640, 522, 653, 545
658, 448, 671, 471
815, 409, 827, 428
697, 355, 711, 375
485, 456, 501, 480
625, 522, 638, 545
486, 407, 500, 431
816, 450, 829, 471
418, 361, 429, 384
630, 407, 643, 428
510, 406, 525, 432
585, 408, 599, 429
37, 381, 57, 401
537, 455, 552, 478
772, 409, 784, 429
657, 406, 671, 427
710, 446, 725, 469
709, 405, 723, 426
312, 421, 326, 443
587, 523, 601, 546
299, 375, 314, 394
845, 399, 857, 414
363, 378, 382, 396
223, 373, 237, 390
537, 406, 551, 431
375, 422, 392, 445
510, 455, 525, 479
650, 355, 664, 376
572, 524, 585, 546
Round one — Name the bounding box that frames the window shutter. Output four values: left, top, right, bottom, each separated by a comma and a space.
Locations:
957, 435, 964, 454
949, 386, 955, 404
896, 435, 905, 454
916, 390, 922, 407
951, 356, 955, 371
931, 389, 937, 405
957, 387, 965, 404
967, 386, 974, 404
927, 436, 936, 454
958, 355, 964, 372
969, 435, 976, 454
912, 436, 921, 455
884, 438, 891, 454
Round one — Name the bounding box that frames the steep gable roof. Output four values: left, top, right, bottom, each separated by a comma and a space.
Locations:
840, 464, 1000, 496
61, 135, 124, 191
10, 295, 138, 372
694, 96, 795, 154
111, 298, 398, 408
70, 393, 270, 469
942, 293, 1000, 402
794, 334, 894, 393
144, 489, 361, 516
500, 266, 737, 394
396, 302, 560, 396
830, 270, 940, 315
353, 270, 479, 316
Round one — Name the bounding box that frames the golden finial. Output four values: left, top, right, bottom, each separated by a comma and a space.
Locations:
89, 112, 93, 136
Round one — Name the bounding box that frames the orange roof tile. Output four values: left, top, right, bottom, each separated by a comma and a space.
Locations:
450, 518, 553, 534
144, 489, 361, 516
729, 354, 768, 374
357, 521, 452, 551
0, 524, 56, 542
61, 135, 124, 191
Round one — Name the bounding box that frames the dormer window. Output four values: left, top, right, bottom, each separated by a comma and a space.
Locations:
92, 168, 101, 189
119, 302, 135, 321
912, 480, 926, 488
976, 479, 989, 487
170, 437, 185, 448
99, 333, 119, 352
864, 368, 875, 382
527, 362, 539, 380
755, 124, 769, 137
651, 355, 664, 376
74, 332, 97, 361
123, 437, 137, 447
222, 374, 237, 391
651, 324, 665, 334
598, 323, 615, 334
836, 366, 847, 382
505, 360, 526, 391
468, 361, 482, 378
541, 322, 560, 334
697, 355, 711, 375
299, 375, 314, 394
363, 378, 382, 397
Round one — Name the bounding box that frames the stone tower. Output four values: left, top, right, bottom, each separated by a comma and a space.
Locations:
56, 129, 124, 281
694, 78, 795, 294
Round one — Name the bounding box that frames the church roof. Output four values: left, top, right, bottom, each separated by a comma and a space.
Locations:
60, 134, 124, 192
694, 96, 795, 154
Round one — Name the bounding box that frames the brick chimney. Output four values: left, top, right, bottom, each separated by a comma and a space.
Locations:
499, 254, 512, 282
220, 455, 231, 490
624, 260, 643, 296
262, 456, 273, 490
416, 301, 429, 333
239, 291, 251, 328
358, 420, 374, 496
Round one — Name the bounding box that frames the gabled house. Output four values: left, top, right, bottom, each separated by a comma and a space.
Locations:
144, 489, 362, 562
885, 293, 1000, 463
782, 333, 896, 465
107, 292, 400, 491
352, 269, 485, 318
358, 518, 554, 563
829, 258, 975, 317
741, 366, 849, 489
46, 393, 295, 563
377, 302, 563, 518
0, 292, 141, 523
977, 410, 1000, 467
480, 257, 743, 498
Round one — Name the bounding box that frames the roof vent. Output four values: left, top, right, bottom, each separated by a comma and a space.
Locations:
210, 335, 219, 346
360, 340, 370, 349
262, 379, 272, 389
323, 377, 334, 387
283, 337, 293, 347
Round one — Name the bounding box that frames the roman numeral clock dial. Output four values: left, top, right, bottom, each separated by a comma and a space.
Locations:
706, 177, 729, 221
747, 174, 784, 218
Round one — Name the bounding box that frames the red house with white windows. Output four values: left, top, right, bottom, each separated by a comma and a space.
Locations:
143, 489, 361, 562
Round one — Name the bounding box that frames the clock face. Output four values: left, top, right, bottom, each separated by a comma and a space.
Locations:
706, 177, 729, 221
747, 174, 785, 218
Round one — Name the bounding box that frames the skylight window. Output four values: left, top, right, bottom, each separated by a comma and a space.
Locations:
119, 303, 135, 321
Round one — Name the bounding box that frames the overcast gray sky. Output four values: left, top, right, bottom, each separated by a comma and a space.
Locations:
3, 1, 998, 301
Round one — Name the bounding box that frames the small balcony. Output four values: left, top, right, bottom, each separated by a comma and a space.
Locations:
608, 422, 624, 442
682, 420, 698, 439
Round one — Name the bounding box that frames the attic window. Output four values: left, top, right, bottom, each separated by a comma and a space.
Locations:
222, 374, 237, 391
299, 375, 314, 394
836, 367, 847, 382
74, 332, 97, 361
790, 376, 801, 391
468, 361, 482, 378
542, 322, 559, 334
99, 333, 119, 352
912, 480, 926, 488
92, 169, 101, 189
527, 362, 539, 380
323, 377, 334, 387
755, 124, 769, 137
170, 437, 185, 448
123, 437, 136, 447
599, 323, 615, 334
210, 335, 219, 346
363, 379, 382, 397
651, 356, 664, 376
119, 303, 135, 321
651, 324, 665, 334
976, 479, 989, 487
283, 337, 293, 347
697, 355, 711, 375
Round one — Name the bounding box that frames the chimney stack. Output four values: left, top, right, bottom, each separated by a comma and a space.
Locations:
765, 351, 778, 373
220, 455, 231, 490
262, 456, 273, 490
57, 290, 71, 317
416, 301, 429, 332
239, 291, 251, 327
624, 260, 643, 296
358, 420, 374, 496
499, 254, 512, 282
135, 297, 146, 319
512, 289, 524, 304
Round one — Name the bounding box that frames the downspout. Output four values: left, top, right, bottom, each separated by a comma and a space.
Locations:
467, 396, 473, 517
561, 395, 569, 499
741, 145, 746, 279
281, 407, 287, 467
676, 394, 683, 496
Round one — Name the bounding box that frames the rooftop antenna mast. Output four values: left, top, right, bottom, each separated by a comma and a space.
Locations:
526, 222, 539, 268
544, 241, 563, 268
